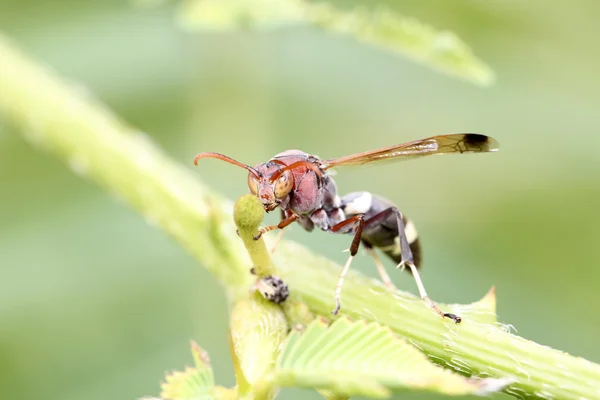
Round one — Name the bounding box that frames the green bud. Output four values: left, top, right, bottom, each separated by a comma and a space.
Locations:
233, 194, 264, 231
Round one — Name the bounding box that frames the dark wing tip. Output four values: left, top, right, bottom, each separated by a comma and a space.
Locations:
463, 134, 500, 152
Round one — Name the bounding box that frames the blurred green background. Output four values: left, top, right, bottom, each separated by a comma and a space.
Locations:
1, 1, 599, 399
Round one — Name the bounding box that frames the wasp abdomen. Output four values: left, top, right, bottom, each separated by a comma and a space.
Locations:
340, 192, 422, 269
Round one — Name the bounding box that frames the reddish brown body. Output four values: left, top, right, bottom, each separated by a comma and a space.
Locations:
254, 150, 345, 233
193, 133, 499, 319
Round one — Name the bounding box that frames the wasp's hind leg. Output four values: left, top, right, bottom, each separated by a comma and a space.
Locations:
364, 207, 461, 323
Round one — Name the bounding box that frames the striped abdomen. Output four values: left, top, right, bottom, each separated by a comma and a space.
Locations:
340, 192, 423, 269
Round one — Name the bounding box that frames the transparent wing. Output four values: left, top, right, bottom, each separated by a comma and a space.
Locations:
320, 134, 499, 169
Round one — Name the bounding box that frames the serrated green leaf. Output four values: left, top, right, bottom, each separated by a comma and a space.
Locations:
444, 286, 498, 325
274, 317, 506, 398
159, 341, 216, 400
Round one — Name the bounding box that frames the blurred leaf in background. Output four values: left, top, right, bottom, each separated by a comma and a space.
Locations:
0, 1, 599, 400
176, 0, 305, 30
177, 0, 494, 85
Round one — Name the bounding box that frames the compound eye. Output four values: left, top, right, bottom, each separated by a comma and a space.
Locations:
248, 172, 259, 195
274, 170, 293, 199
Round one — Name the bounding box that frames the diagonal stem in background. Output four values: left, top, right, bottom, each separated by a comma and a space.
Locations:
0, 33, 599, 399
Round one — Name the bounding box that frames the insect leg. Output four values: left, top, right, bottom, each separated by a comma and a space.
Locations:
364, 245, 397, 290
269, 229, 287, 254
329, 214, 365, 315
253, 213, 299, 240
364, 207, 461, 323
405, 258, 461, 323
267, 209, 289, 253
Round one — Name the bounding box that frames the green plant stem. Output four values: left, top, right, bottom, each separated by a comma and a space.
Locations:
233, 195, 276, 277
0, 33, 252, 301
229, 294, 287, 399
273, 242, 600, 399
1, 33, 599, 399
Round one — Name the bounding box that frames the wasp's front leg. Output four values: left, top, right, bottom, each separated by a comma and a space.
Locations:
253, 212, 299, 240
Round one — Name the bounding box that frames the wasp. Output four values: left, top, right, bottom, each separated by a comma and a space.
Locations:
194, 133, 499, 321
